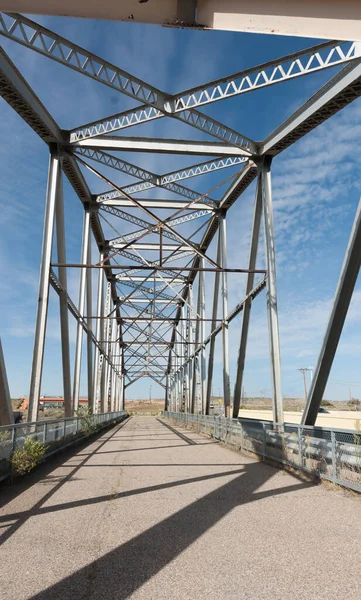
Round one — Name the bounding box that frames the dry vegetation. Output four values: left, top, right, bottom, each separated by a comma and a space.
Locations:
125, 400, 164, 415
238, 397, 361, 411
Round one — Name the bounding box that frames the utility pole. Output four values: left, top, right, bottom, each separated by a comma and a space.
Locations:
298, 368, 312, 403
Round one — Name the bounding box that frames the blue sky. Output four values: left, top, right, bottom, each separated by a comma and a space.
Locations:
1, 15, 361, 402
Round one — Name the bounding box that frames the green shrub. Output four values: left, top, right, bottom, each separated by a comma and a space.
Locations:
320, 400, 333, 407
11, 438, 47, 476
0, 430, 11, 444
76, 407, 97, 434
43, 408, 64, 419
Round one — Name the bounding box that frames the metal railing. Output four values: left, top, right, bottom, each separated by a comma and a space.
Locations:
0, 411, 128, 481
162, 411, 361, 493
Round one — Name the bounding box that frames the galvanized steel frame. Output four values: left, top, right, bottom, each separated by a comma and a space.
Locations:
1, 12, 361, 425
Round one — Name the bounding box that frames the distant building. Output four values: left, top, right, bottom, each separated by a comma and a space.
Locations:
19, 397, 88, 410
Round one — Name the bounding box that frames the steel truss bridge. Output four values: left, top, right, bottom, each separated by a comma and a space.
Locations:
1, 11, 361, 428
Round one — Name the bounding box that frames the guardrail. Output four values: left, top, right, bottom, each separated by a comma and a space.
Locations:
0, 411, 128, 481
162, 411, 361, 493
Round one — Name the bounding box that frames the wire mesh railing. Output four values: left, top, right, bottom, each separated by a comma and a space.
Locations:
162, 411, 361, 493
0, 411, 128, 481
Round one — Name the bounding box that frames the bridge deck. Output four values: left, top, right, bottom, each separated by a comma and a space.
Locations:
1, 416, 361, 599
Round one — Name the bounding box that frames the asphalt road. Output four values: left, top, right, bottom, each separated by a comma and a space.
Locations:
1, 416, 361, 599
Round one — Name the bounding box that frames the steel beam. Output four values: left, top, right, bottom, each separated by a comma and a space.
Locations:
101, 283, 111, 412
261, 157, 283, 426
92, 252, 104, 412
188, 286, 195, 410
77, 147, 216, 207
98, 155, 245, 201
72, 136, 249, 157
116, 276, 185, 284
219, 212, 231, 417
261, 60, 361, 156
86, 232, 93, 411
302, 195, 361, 425
199, 258, 207, 414
110, 243, 196, 252
28, 148, 60, 422
55, 165, 72, 417
0, 13, 254, 152
73, 206, 91, 412
102, 199, 213, 211
205, 232, 221, 415
233, 176, 262, 418
170, 41, 361, 112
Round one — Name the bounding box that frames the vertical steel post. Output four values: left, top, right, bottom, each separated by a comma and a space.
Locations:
28, 147, 60, 423
101, 283, 111, 413
110, 320, 117, 411
233, 178, 263, 418
261, 157, 284, 426
72, 205, 91, 413
122, 363, 126, 408
106, 315, 114, 411
219, 212, 231, 418
176, 327, 181, 411
174, 330, 179, 411
181, 305, 189, 412
199, 257, 207, 414
171, 375, 175, 412
115, 324, 121, 411
55, 164, 72, 417
92, 253, 104, 412
206, 233, 221, 414
86, 232, 93, 412
188, 286, 194, 409
191, 283, 201, 413
165, 374, 169, 410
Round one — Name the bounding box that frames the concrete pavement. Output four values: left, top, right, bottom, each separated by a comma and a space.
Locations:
1, 416, 361, 599
238, 409, 361, 429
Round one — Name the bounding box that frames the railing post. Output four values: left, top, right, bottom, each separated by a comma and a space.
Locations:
263, 423, 267, 457
12, 426, 16, 453
298, 426, 304, 468
331, 430, 337, 482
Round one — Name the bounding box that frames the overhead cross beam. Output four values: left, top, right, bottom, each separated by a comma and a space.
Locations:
97, 155, 247, 201
0, 11, 255, 153
71, 136, 250, 157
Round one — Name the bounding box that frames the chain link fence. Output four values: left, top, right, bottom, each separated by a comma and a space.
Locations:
0, 411, 128, 481
162, 411, 361, 493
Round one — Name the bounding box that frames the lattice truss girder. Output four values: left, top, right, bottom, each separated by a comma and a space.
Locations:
2, 9, 361, 418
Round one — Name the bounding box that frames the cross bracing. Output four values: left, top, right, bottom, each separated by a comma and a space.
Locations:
1, 11, 361, 426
